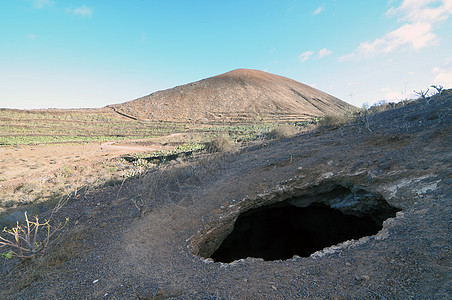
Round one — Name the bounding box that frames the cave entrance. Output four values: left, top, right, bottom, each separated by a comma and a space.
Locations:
208, 186, 399, 263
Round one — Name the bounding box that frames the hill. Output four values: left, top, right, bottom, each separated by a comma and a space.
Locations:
108, 69, 353, 123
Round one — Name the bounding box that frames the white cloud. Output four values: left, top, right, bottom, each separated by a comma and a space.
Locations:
432, 57, 452, 86
313, 5, 325, 15
386, 22, 437, 49
340, 22, 437, 61
299, 51, 314, 62
387, 0, 452, 24
67, 5, 94, 17
380, 87, 408, 101
299, 48, 332, 62
74, 5, 93, 17
27, 33, 37, 40
318, 48, 332, 58
340, 0, 451, 61
32, 0, 52, 9
338, 53, 354, 62
385, 91, 405, 101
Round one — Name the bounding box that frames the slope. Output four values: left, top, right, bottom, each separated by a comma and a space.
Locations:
108, 69, 353, 123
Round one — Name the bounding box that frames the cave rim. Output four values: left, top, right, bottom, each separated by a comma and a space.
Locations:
191, 183, 400, 263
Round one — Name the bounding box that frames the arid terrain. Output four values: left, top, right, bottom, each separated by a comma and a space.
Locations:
109, 69, 353, 123
0, 70, 348, 217
0, 70, 450, 299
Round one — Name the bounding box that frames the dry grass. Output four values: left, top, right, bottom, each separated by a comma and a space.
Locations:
206, 133, 235, 153
0, 154, 158, 215
268, 124, 299, 139
120, 152, 232, 217
0, 224, 89, 297
318, 110, 376, 132
369, 101, 397, 113
15, 181, 42, 194
318, 114, 351, 130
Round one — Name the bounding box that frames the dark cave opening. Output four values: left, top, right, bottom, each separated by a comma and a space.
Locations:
209, 187, 399, 263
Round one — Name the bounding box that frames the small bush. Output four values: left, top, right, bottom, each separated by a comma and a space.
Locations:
356, 104, 375, 132
268, 124, 299, 139
370, 100, 397, 113
206, 133, 234, 153
0, 212, 68, 259
318, 114, 350, 130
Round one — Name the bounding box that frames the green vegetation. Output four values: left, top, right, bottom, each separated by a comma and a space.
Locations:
0, 108, 320, 146
195, 123, 283, 142
142, 143, 206, 159
0, 109, 182, 145
0, 135, 160, 146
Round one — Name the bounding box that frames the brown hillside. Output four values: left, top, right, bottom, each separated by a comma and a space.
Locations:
109, 69, 353, 123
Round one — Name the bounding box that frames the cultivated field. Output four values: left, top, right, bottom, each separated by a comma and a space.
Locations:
0, 106, 317, 218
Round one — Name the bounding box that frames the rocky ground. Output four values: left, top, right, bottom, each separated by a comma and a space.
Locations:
0, 94, 450, 299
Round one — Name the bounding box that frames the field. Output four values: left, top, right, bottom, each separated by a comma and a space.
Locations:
1, 89, 445, 218
0, 108, 183, 145
0, 107, 316, 217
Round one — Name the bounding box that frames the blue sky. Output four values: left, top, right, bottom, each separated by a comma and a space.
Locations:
1, 0, 451, 109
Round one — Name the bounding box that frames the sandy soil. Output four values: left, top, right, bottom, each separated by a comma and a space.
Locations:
0, 132, 191, 187
0, 140, 159, 188
0, 133, 194, 216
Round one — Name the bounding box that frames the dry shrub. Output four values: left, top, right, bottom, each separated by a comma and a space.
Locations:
370, 101, 396, 113
318, 114, 350, 130
268, 124, 298, 139
0, 212, 68, 259
126, 162, 198, 216
126, 153, 231, 216
206, 133, 234, 153
1, 224, 88, 298
15, 181, 42, 194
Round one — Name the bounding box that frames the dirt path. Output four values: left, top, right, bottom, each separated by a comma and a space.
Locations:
99, 133, 185, 152
100, 141, 162, 152
0, 133, 188, 187
0, 142, 151, 188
